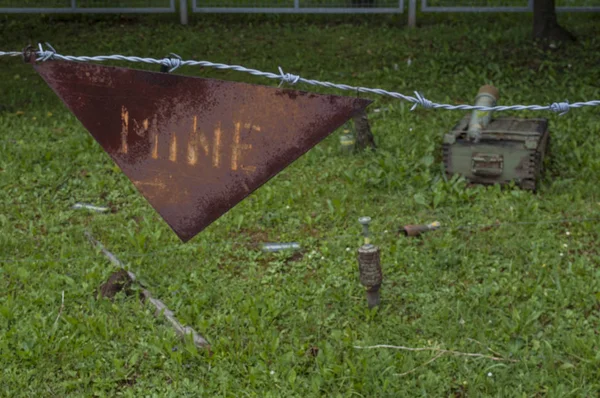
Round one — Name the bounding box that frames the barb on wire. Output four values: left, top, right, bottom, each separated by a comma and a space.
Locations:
162, 53, 183, 73
0, 51, 22, 57
278, 66, 301, 87
1, 43, 598, 115
410, 91, 434, 111
549, 101, 570, 115
38, 42, 57, 62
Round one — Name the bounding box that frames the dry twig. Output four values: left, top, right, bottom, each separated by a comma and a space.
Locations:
85, 231, 210, 349
396, 352, 445, 377
466, 337, 504, 358
354, 344, 518, 363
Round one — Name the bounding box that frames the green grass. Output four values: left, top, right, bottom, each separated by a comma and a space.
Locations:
1, 12, 600, 397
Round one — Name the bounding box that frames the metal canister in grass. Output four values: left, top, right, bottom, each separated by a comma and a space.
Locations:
358, 245, 383, 308
467, 85, 500, 143
357, 216, 383, 308
340, 129, 355, 153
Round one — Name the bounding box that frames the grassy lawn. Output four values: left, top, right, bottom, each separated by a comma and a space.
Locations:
1, 11, 600, 397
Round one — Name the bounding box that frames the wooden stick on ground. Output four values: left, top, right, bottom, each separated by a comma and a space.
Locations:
85, 231, 210, 349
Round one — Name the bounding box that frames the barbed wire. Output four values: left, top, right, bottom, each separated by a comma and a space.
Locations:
2, 43, 599, 114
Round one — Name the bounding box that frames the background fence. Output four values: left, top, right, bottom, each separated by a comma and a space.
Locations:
0, 0, 175, 13
422, 0, 600, 12
0, 0, 598, 26
192, 0, 405, 14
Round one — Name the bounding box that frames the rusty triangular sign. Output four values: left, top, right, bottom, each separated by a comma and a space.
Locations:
33, 60, 371, 242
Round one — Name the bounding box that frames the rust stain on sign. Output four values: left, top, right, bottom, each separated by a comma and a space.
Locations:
33, 60, 371, 242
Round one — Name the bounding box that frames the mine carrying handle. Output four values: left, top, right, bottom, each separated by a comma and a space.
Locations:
471, 153, 504, 177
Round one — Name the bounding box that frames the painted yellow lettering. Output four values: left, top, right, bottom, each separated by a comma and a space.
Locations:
244, 122, 261, 132
170, 134, 177, 162
187, 131, 197, 166
120, 106, 129, 154
231, 122, 258, 172
188, 116, 212, 166
152, 133, 159, 159
195, 116, 210, 156
133, 118, 149, 137
150, 115, 159, 159
213, 122, 222, 168
187, 117, 198, 165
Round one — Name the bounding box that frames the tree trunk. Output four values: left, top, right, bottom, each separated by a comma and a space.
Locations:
533, 0, 575, 43
353, 109, 376, 151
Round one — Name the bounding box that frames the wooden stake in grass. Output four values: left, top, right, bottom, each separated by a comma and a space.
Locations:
85, 231, 210, 350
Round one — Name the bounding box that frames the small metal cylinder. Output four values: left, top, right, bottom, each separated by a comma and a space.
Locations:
358, 216, 372, 244
340, 131, 355, 154
357, 244, 382, 308
262, 242, 300, 252
402, 221, 441, 237
467, 85, 499, 143
72, 203, 109, 213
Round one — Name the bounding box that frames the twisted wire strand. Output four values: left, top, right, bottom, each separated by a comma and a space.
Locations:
1, 43, 598, 114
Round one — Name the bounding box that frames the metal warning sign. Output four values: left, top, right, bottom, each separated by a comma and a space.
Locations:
32, 59, 371, 242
